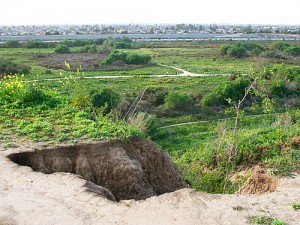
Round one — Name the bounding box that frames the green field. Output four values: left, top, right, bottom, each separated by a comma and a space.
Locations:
1, 39, 299, 194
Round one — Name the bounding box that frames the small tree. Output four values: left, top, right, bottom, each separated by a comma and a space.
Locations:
164, 91, 193, 111
55, 44, 71, 54
227, 46, 247, 58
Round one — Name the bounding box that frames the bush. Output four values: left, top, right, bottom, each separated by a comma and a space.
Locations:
220, 45, 231, 55
101, 50, 127, 65
21, 87, 59, 108
201, 78, 250, 107
27, 40, 56, 48
54, 44, 71, 54
201, 93, 220, 107
91, 88, 120, 115
164, 91, 193, 111
78, 44, 98, 53
270, 81, 290, 97
227, 46, 247, 58
0, 61, 30, 75
144, 87, 169, 106
113, 38, 133, 49
221, 42, 264, 57
284, 46, 300, 56
125, 53, 151, 64
215, 78, 250, 104
3, 40, 21, 48
0, 75, 58, 108
263, 50, 283, 59
268, 41, 291, 51
113, 42, 132, 49
236, 42, 264, 52
61, 39, 95, 47
102, 50, 151, 65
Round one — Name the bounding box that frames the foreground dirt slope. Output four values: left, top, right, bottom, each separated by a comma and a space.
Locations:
0, 140, 299, 225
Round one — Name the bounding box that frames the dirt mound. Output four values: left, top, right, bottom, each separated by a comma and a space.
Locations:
292, 136, 300, 146
237, 165, 277, 194
8, 137, 187, 201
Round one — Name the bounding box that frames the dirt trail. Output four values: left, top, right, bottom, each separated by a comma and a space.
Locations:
0, 140, 300, 225
27, 65, 229, 83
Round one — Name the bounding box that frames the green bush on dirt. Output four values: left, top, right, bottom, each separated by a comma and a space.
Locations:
102, 50, 151, 65
201, 78, 250, 107
54, 44, 71, 54
0, 61, 30, 75
91, 88, 121, 115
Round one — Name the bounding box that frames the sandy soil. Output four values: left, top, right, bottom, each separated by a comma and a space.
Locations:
1, 143, 299, 225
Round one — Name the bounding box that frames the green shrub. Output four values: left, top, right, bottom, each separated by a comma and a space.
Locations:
0, 61, 30, 75
200, 78, 250, 107
113, 42, 132, 49
125, 53, 151, 64
164, 91, 193, 111
102, 50, 127, 65
284, 46, 300, 56
220, 44, 231, 55
268, 41, 291, 51
91, 88, 120, 115
113, 38, 133, 49
27, 40, 56, 48
221, 42, 263, 57
263, 50, 283, 59
61, 39, 95, 47
201, 93, 220, 107
236, 41, 264, 51
3, 40, 21, 48
0, 75, 58, 108
252, 47, 263, 55
227, 45, 247, 58
144, 87, 169, 106
55, 44, 71, 54
78, 44, 98, 53
21, 87, 59, 108
270, 81, 290, 97
215, 78, 250, 104
102, 50, 151, 65
45, 69, 52, 74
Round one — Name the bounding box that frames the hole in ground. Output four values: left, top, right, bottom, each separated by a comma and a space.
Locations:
8, 138, 187, 201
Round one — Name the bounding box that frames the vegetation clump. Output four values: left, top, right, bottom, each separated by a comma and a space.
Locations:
102, 50, 151, 65
91, 88, 121, 115
247, 215, 287, 225
54, 44, 71, 54
164, 91, 193, 111
221, 42, 264, 57
0, 61, 30, 76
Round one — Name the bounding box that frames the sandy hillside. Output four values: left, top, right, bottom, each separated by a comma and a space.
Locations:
0, 141, 299, 225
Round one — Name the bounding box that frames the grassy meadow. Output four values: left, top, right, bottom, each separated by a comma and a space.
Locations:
0, 39, 299, 193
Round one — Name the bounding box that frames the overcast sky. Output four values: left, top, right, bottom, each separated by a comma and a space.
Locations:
1, 0, 299, 25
